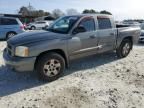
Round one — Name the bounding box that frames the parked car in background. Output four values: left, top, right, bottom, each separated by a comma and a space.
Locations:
140, 23, 144, 30
3, 14, 141, 82
0, 17, 25, 40
26, 21, 53, 30
139, 30, 144, 42
35, 16, 55, 22
123, 20, 140, 26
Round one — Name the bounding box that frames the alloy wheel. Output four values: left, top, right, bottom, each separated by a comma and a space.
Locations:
43, 59, 61, 77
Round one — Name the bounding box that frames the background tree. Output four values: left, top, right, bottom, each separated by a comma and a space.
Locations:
52, 9, 65, 18
18, 4, 50, 17
18, 4, 51, 23
82, 9, 89, 14
66, 9, 79, 15
100, 10, 112, 15
19, 6, 29, 16
27, 2, 35, 11
82, 9, 99, 14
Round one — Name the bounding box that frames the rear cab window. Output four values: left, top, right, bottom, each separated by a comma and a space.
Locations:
97, 16, 112, 29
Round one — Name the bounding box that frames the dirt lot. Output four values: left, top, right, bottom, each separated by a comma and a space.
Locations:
0, 42, 144, 108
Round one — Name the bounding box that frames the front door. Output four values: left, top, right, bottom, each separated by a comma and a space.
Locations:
69, 17, 99, 59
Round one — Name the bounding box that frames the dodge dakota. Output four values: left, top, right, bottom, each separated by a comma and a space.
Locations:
3, 14, 141, 81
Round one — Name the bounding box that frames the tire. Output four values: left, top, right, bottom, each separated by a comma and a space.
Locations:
6, 32, 16, 40
116, 39, 132, 58
31, 26, 36, 30
36, 53, 65, 82
42, 26, 48, 30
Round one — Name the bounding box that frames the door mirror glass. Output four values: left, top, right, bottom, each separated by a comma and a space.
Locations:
73, 26, 86, 34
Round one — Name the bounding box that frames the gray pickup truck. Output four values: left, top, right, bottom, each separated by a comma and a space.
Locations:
3, 14, 141, 81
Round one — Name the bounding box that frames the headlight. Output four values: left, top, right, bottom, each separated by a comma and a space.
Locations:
15, 46, 29, 57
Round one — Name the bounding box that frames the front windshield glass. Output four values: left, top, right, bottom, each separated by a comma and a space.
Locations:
47, 16, 80, 34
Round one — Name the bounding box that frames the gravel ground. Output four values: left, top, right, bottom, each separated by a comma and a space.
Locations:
0, 42, 144, 108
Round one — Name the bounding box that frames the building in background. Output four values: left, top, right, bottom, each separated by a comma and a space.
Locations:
0, 13, 56, 24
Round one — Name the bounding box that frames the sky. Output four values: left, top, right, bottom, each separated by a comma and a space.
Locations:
0, 0, 144, 20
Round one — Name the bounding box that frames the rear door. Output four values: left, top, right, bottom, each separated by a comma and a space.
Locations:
35, 22, 41, 28
97, 16, 116, 53
36, 22, 46, 28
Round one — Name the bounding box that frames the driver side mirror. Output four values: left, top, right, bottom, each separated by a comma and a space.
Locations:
72, 26, 86, 34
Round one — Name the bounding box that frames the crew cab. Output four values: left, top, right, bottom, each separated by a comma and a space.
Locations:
3, 14, 141, 81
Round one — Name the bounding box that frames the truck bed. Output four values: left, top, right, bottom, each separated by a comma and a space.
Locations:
116, 25, 141, 47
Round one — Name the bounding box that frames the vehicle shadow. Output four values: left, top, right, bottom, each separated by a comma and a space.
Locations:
135, 42, 144, 47
0, 65, 43, 97
0, 52, 118, 97
64, 52, 118, 76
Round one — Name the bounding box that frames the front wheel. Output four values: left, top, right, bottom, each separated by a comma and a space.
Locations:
116, 39, 132, 58
36, 53, 65, 82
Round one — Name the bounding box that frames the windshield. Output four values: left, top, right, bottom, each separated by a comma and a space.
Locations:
47, 16, 80, 34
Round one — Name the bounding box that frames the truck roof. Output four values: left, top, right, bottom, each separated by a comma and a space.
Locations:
0, 16, 18, 19
64, 14, 113, 18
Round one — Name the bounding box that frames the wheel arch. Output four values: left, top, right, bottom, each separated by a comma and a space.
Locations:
34, 49, 69, 70
31, 25, 36, 28
123, 36, 133, 41
6, 31, 17, 39
116, 36, 133, 49
122, 36, 133, 49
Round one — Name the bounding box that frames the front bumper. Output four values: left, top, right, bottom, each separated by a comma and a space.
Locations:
3, 49, 36, 72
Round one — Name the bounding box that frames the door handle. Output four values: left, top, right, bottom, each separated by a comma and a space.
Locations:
89, 35, 96, 39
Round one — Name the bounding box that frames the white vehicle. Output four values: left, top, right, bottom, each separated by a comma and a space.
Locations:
27, 21, 53, 30
139, 30, 144, 42
138, 23, 144, 42
123, 21, 140, 26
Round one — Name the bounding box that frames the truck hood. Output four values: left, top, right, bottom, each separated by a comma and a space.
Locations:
8, 30, 66, 46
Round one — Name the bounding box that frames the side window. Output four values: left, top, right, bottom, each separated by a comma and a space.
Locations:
9, 19, 18, 25
97, 17, 112, 29
41, 22, 46, 24
37, 22, 45, 24
44, 17, 55, 21
1, 18, 18, 25
79, 18, 95, 32
36, 22, 40, 24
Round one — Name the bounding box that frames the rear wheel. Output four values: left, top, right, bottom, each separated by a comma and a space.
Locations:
116, 39, 132, 58
31, 26, 36, 30
36, 53, 65, 82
